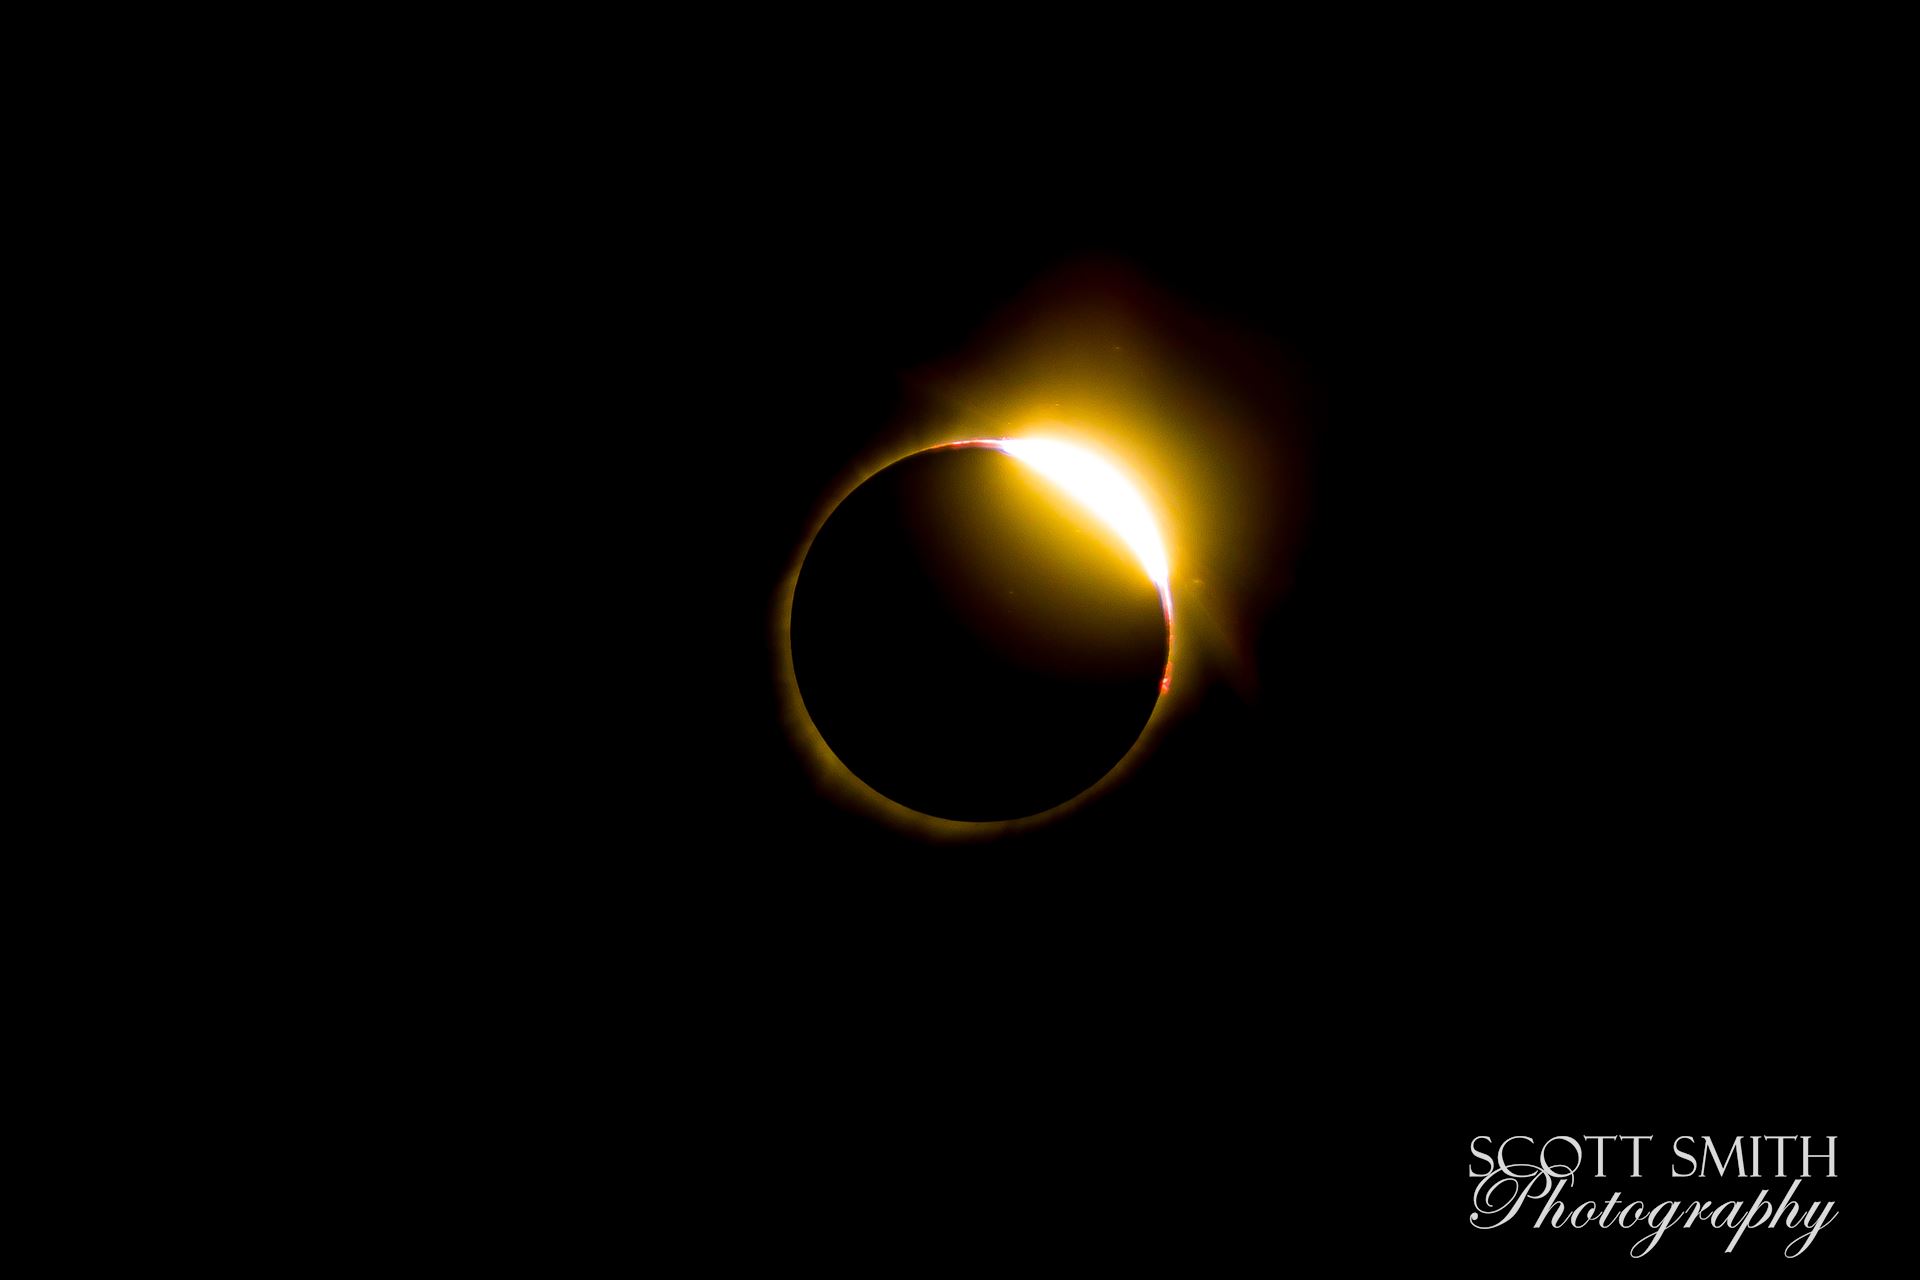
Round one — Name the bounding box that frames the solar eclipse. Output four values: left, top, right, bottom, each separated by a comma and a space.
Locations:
786, 437, 1173, 825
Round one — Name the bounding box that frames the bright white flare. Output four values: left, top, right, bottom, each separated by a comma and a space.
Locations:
995, 438, 1170, 592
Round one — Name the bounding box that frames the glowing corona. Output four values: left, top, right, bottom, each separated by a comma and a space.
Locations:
776, 430, 1182, 837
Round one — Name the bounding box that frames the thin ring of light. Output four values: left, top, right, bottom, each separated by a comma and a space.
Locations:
775, 435, 1176, 837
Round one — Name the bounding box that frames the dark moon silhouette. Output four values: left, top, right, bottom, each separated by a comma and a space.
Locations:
791, 444, 1169, 821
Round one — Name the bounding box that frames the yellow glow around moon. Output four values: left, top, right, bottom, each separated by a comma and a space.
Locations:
995, 437, 1171, 596
774, 430, 1181, 839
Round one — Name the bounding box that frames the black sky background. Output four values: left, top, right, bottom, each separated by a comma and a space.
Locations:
386, 123, 1890, 1268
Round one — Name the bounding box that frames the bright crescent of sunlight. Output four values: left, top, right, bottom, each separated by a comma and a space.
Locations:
995, 437, 1171, 595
